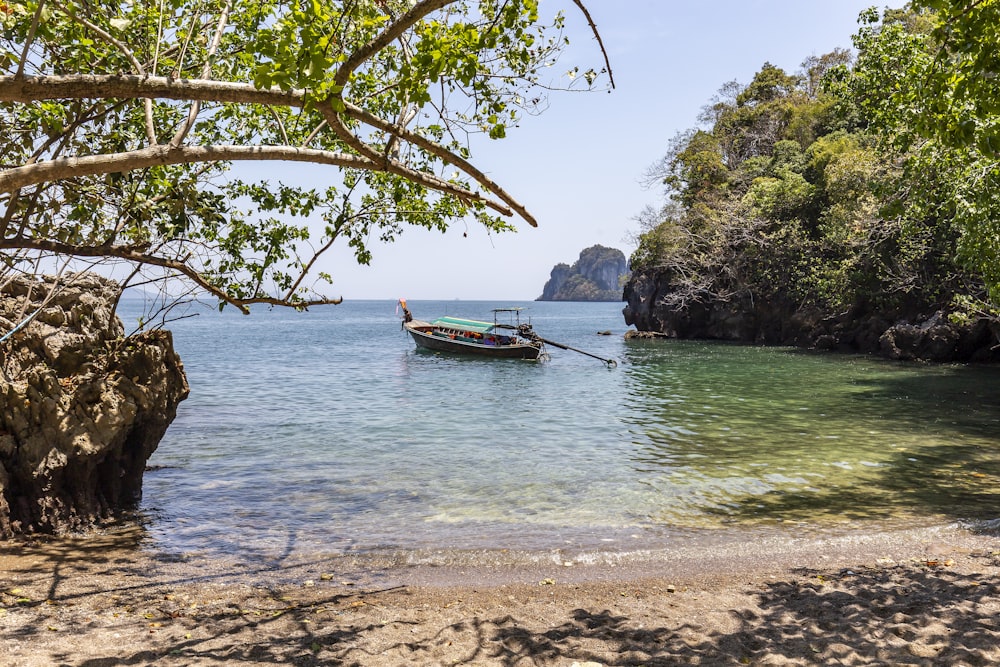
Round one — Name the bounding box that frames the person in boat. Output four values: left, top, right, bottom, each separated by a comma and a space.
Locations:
398, 298, 413, 323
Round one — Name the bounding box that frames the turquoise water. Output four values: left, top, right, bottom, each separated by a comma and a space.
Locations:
129, 299, 1000, 561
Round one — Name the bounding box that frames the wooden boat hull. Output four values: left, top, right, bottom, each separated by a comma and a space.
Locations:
405, 323, 542, 359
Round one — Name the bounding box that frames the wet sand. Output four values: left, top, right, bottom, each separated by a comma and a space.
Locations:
2, 522, 999, 666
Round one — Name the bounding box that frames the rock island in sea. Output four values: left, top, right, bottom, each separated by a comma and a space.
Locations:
537, 245, 629, 302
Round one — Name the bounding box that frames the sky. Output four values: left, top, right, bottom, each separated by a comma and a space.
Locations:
298, 1, 905, 302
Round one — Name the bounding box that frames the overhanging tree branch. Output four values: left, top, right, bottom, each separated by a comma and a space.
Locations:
0, 144, 375, 193
1, 0, 614, 312
0, 74, 523, 220
0, 74, 303, 107
342, 102, 538, 226
334, 0, 453, 89
0, 236, 344, 313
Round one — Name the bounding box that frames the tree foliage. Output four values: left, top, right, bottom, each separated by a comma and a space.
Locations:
0, 0, 610, 313
906, 0, 1000, 152
631, 3, 999, 326
845, 1, 1000, 302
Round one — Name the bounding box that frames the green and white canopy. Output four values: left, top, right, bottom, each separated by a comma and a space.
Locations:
429, 316, 497, 334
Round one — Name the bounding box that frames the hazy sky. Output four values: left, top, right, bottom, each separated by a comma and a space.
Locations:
302, 1, 904, 302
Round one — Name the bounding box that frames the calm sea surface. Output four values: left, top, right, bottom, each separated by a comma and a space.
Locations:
124, 299, 1000, 563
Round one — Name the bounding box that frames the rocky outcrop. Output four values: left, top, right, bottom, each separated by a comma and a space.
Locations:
877, 312, 1000, 362
0, 273, 189, 537
538, 245, 628, 301
622, 267, 1000, 362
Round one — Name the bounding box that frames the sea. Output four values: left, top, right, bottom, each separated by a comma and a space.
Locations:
120, 298, 1000, 567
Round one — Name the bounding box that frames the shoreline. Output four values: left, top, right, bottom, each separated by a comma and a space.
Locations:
5, 518, 995, 587
3, 521, 999, 665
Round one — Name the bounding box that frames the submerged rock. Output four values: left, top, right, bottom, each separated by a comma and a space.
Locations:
624, 329, 668, 340
0, 273, 189, 537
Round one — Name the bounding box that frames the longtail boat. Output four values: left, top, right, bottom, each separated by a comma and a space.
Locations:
399, 301, 544, 360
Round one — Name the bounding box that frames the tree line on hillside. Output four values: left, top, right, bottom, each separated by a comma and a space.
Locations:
628, 3, 1000, 337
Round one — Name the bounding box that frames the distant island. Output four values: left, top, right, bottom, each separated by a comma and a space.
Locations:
537, 245, 629, 302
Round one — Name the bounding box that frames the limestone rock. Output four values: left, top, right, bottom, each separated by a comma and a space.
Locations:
0, 273, 189, 537
538, 245, 628, 302
622, 267, 1000, 362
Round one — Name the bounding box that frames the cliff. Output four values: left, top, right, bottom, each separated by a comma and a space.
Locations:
0, 273, 189, 537
538, 245, 628, 302
622, 267, 1000, 363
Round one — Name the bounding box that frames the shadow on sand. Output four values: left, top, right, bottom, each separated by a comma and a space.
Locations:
2, 529, 999, 666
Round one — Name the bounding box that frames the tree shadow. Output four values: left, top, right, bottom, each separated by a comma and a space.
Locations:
0, 532, 406, 666
703, 440, 1000, 527
678, 359, 1000, 527
3, 533, 999, 665
468, 558, 1000, 665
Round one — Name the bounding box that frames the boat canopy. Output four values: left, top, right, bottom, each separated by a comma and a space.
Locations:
429, 316, 496, 334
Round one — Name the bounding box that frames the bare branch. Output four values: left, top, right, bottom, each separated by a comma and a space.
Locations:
0, 74, 524, 221
302, 119, 328, 147
320, 105, 514, 218
342, 102, 538, 226
0, 144, 376, 193
169, 0, 233, 148
334, 0, 453, 88
0, 237, 343, 313
570, 0, 615, 89
15, 0, 45, 79
0, 74, 302, 105
269, 107, 291, 145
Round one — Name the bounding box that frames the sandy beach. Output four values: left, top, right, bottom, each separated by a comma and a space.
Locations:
1, 522, 999, 666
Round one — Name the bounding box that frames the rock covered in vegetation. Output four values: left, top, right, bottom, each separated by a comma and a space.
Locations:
0, 273, 189, 537
537, 245, 628, 301
621, 35, 1000, 364
623, 267, 1000, 362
